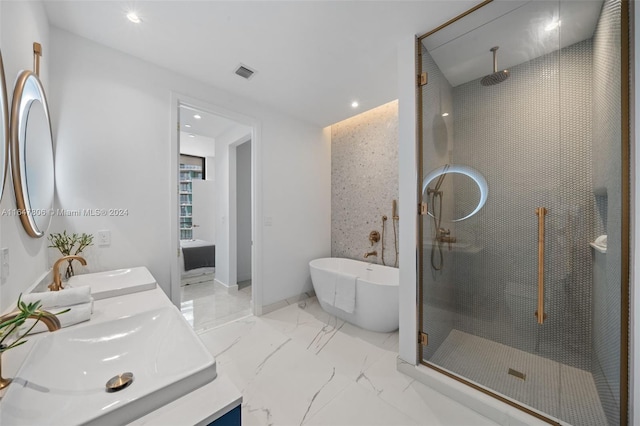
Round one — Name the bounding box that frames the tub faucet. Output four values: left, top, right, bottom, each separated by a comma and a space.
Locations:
0, 310, 61, 389
364, 250, 377, 259
49, 255, 87, 291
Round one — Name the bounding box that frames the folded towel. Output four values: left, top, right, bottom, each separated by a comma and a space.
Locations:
21, 286, 92, 309
595, 235, 607, 248
18, 299, 94, 335
334, 273, 357, 314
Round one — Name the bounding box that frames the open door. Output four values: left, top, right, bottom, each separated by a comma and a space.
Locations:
192, 179, 216, 242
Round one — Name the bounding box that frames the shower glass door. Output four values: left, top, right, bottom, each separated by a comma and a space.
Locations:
418, 1, 625, 425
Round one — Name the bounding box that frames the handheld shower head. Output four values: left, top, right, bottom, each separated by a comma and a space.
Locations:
429, 164, 450, 195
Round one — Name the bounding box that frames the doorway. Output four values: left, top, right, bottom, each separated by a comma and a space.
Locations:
170, 96, 260, 331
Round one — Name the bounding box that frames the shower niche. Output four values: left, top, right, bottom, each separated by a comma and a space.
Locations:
416, 1, 629, 425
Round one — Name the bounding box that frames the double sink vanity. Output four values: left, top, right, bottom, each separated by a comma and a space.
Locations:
0, 267, 242, 425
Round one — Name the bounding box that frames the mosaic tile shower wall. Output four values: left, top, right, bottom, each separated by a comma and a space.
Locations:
451, 39, 595, 370
591, 1, 622, 424
331, 101, 399, 265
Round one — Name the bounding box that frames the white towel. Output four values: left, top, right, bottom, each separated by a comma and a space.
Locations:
17, 299, 94, 335
21, 286, 92, 309
595, 235, 607, 249
334, 273, 357, 314
315, 270, 337, 306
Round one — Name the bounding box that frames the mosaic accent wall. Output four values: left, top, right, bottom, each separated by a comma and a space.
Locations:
331, 101, 399, 266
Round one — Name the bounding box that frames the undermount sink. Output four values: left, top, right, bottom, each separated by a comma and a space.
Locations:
0, 306, 217, 425
67, 267, 157, 300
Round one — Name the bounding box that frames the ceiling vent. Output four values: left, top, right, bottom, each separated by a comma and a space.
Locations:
234, 64, 256, 80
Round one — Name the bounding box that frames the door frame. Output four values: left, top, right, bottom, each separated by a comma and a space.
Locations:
169, 92, 263, 316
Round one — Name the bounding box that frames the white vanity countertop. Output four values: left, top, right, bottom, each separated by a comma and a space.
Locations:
129, 372, 241, 426
1, 282, 242, 425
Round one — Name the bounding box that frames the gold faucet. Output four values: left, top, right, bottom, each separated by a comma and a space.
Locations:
0, 311, 60, 389
364, 250, 377, 258
49, 255, 87, 291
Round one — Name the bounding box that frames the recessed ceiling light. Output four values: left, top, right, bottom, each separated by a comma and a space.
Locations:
189, 134, 195, 138
184, 124, 191, 128
545, 20, 561, 31
351, 101, 359, 108
442, 113, 449, 117
126, 11, 141, 24
193, 114, 201, 120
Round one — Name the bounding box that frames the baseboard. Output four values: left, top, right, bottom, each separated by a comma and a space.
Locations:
237, 274, 251, 283
396, 357, 554, 426
261, 290, 316, 315
181, 273, 215, 287
214, 278, 238, 294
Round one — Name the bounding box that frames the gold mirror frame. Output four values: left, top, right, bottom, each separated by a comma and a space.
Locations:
10, 63, 54, 238
0, 50, 9, 202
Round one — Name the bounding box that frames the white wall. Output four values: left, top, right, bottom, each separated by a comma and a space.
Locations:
260, 123, 331, 305
0, 1, 50, 312
214, 126, 251, 290
46, 27, 330, 306
398, 35, 418, 364
236, 140, 251, 282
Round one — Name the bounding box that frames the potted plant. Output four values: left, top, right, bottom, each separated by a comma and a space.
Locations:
48, 231, 94, 279
0, 295, 68, 389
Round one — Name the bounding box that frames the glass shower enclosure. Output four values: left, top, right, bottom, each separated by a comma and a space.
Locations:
417, 1, 629, 425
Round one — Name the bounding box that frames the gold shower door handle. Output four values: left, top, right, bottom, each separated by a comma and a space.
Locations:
535, 207, 547, 324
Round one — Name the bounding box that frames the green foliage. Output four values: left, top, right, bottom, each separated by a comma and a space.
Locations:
48, 230, 94, 256
0, 295, 68, 353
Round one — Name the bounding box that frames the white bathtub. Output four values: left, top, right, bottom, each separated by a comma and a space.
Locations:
309, 258, 399, 333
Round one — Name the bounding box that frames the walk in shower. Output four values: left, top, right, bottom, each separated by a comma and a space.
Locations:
417, 1, 629, 425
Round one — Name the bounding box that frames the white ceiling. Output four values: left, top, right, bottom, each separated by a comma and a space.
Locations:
179, 105, 243, 140
42, 0, 481, 127
180, 131, 216, 157
423, 0, 604, 87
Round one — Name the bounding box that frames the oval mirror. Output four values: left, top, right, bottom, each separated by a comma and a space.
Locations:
11, 71, 54, 238
0, 51, 9, 201
422, 164, 488, 222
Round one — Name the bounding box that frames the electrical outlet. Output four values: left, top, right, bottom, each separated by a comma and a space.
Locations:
97, 230, 111, 246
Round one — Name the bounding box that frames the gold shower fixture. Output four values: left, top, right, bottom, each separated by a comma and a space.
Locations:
369, 230, 380, 245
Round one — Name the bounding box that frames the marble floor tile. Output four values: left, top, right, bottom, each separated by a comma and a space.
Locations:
197, 296, 498, 426
357, 351, 499, 426
240, 338, 352, 425
181, 280, 252, 332
303, 382, 421, 426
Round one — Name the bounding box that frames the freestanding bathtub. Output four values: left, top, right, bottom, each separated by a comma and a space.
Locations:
309, 258, 399, 333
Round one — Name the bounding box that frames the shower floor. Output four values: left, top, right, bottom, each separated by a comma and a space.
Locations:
429, 329, 607, 426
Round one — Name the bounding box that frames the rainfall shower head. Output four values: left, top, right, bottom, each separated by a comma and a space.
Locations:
481, 46, 510, 87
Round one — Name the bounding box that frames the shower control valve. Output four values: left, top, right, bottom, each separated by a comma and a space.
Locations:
437, 228, 450, 237
369, 230, 380, 246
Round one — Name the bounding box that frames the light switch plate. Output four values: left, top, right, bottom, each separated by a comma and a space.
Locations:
1, 247, 9, 283
97, 230, 111, 246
